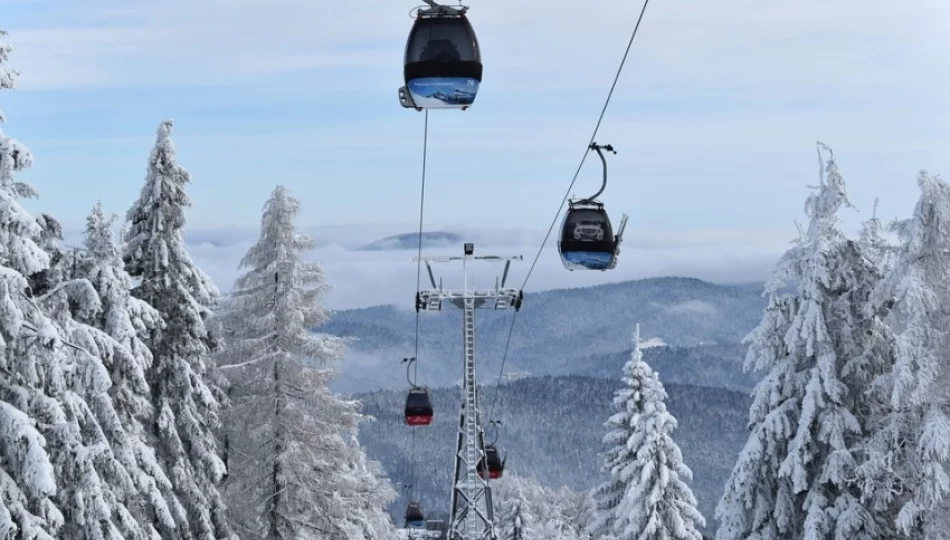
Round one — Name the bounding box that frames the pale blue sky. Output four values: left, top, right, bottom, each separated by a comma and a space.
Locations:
1, 0, 947, 243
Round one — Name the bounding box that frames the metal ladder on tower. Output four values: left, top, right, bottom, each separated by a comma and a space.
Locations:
460, 299, 481, 540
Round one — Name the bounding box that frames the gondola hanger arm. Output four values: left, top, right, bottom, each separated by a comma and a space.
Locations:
579, 142, 616, 203
488, 419, 502, 445
403, 356, 420, 388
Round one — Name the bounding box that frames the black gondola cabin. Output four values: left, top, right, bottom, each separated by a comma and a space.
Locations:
476, 445, 504, 479
558, 201, 623, 271
405, 387, 433, 426
557, 142, 628, 271
399, 5, 482, 110
405, 501, 425, 528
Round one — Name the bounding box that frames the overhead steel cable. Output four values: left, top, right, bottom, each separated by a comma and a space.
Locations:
408, 109, 430, 502
485, 0, 653, 425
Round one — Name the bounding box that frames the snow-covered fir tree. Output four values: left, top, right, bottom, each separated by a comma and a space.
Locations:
3, 31, 153, 539
489, 471, 596, 540
552, 485, 594, 540
217, 185, 395, 539
495, 473, 537, 540
590, 324, 704, 540
83, 203, 155, 433
82, 201, 188, 538
31, 266, 151, 540
122, 119, 234, 540
860, 171, 950, 538
716, 144, 895, 539
0, 400, 58, 540
0, 31, 62, 537
334, 433, 398, 539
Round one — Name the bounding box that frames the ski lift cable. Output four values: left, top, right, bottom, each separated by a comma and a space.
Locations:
519, 0, 651, 291
485, 0, 652, 424
413, 110, 429, 388
408, 109, 430, 501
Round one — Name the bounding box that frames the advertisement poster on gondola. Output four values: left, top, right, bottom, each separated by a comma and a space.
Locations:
560, 250, 614, 271
407, 77, 479, 108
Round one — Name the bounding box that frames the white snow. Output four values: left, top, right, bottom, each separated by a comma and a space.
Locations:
639, 336, 667, 349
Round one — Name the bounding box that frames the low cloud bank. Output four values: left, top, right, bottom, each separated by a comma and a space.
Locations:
62, 224, 788, 310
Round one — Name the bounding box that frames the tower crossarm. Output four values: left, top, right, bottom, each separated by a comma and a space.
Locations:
416, 287, 523, 311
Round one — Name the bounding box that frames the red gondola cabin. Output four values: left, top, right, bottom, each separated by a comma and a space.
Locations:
405, 387, 433, 426
476, 445, 504, 479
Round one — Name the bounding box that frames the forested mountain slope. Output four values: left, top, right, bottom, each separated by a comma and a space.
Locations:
355, 375, 750, 533
326, 277, 767, 392
572, 342, 758, 393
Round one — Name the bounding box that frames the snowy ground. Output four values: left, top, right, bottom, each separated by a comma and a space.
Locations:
639, 336, 667, 348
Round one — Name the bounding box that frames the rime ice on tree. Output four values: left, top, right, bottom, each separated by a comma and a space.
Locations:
217, 185, 395, 539
590, 324, 705, 540
861, 171, 950, 538
122, 119, 235, 540
495, 474, 536, 540
2, 29, 159, 540
81, 200, 185, 538
716, 144, 895, 540
0, 29, 70, 539
492, 473, 592, 540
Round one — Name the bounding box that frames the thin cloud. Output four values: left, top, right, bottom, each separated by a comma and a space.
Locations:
4, 0, 946, 102
59, 220, 902, 311
22, 107, 943, 157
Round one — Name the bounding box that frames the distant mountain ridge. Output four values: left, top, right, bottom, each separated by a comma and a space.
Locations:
322, 277, 767, 393
356, 231, 464, 251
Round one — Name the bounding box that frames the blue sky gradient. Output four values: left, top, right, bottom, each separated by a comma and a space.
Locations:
1, 0, 947, 243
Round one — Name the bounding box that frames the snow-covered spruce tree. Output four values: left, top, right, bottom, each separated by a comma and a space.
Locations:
82, 201, 187, 538
30, 274, 154, 540
0, 30, 104, 539
851, 196, 902, 535
491, 474, 593, 540
552, 485, 594, 540
334, 433, 398, 539
715, 144, 895, 540
495, 473, 537, 540
0, 79, 62, 536
859, 171, 950, 538
83, 203, 155, 433
14, 165, 174, 539
217, 185, 395, 539
590, 324, 704, 540
122, 119, 234, 540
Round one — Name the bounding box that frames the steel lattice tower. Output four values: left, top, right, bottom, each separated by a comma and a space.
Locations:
414, 243, 523, 540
